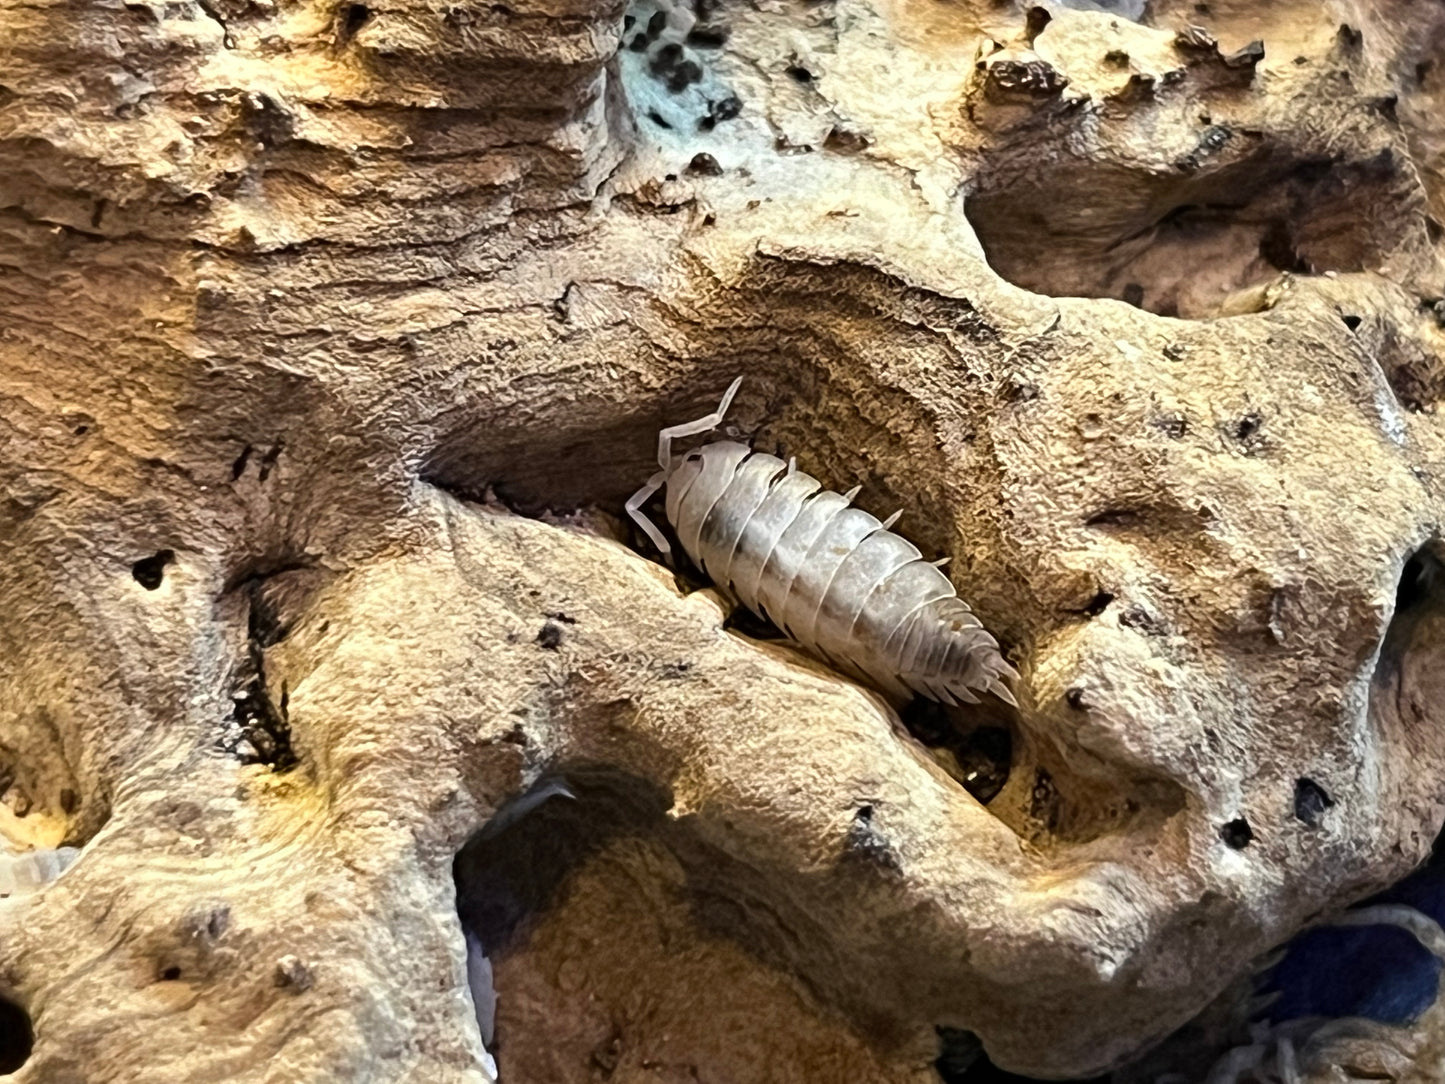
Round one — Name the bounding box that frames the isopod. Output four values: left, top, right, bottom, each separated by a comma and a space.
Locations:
0, 846, 79, 899
626, 379, 1019, 706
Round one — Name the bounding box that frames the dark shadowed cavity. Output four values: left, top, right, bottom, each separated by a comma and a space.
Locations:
936, 1027, 1111, 1082
131, 549, 174, 590
966, 144, 1416, 318
453, 769, 672, 952
0, 992, 32, 1073
1371, 542, 1445, 711
899, 699, 1013, 806
451, 763, 991, 1067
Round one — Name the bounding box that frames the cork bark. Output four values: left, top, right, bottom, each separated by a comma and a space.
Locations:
3, 0, 1445, 1079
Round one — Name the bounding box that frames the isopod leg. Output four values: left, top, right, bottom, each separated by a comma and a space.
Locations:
627, 470, 673, 560
657, 376, 743, 470
1277, 1038, 1298, 1084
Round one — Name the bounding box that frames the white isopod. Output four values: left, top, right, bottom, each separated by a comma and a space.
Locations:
0, 846, 80, 899
626, 379, 1019, 707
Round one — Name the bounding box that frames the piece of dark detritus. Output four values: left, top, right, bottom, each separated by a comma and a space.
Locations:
686, 152, 723, 176
686, 25, 727, 48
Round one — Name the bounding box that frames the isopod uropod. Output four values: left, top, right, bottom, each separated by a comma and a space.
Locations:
626, 379, 1019, 707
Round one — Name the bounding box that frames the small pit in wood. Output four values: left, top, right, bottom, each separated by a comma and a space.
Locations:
131, 549, 175, 590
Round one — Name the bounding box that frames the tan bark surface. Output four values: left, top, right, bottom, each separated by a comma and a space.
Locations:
3, 0, 1445, 1079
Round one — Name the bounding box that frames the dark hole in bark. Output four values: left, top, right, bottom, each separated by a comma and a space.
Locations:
936, 1025, 984, 1080
1341, 313, 1362, 331
256, 441, 283, 482
843, 804, 899, 870
1085, 508, 1142, 528
899, 700, 1013, 805
226, 572, 302, 772
1395, 549, 1441, 614
935, 1026, 1110, 1082
1258, 219, 1309, 272
337, 2, 370, 43
1233, 412, 1262, 441
1022, 5, 1050, 43
455, 770, 671, 953
159, 966, 183, 981
0, 994, 32, 1073
686, 26, 727, 48
965, 135, 1413, 318
132, 549, 175, 590
1294, 778, 1334, 827
1221, 817, 1254, 849
230, 444, 253, 480
1082, 591, 1114, 617
786, 65, 813, 83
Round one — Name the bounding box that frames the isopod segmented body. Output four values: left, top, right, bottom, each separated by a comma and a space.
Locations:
0, 846, 79, 899
626, 379, 1018, 707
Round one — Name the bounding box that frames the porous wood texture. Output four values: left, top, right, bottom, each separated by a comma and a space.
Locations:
3, 0, 1445, 1079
